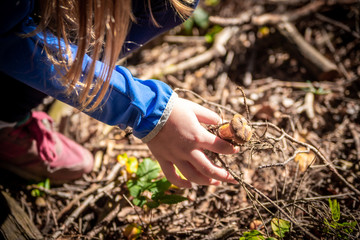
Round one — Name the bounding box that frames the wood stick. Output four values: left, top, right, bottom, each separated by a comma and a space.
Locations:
276, 21, 339, 80
0, 191, 43, 240
158, 27, 239, 77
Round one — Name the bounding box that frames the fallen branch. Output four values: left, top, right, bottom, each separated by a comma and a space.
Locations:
227, 192, 356, 216
87, 202, 121, 238
215, 155, 321, 240
276, 21, 338, 80
251, 122, 360, 196
56, 183, 101, 220
252, 0, 359, 26
243, 78, 342, 95
154, 27, 239, 77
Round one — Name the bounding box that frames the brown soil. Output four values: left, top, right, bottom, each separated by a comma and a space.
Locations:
1, 1, 359, 239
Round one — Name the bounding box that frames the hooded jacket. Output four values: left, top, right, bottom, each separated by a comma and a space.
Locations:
0, 0, 198, 142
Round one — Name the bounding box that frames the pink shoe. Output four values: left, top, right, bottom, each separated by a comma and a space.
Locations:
0, 112, 94, 184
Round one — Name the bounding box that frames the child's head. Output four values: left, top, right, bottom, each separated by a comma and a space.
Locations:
36, 0, 195, 111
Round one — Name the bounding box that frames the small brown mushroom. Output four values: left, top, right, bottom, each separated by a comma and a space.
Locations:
218, 114, 253, 144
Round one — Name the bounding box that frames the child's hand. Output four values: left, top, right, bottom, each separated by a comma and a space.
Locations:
147, 98, 239, 188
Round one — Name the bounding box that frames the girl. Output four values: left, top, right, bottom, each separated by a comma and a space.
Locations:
0, 0, 238, 187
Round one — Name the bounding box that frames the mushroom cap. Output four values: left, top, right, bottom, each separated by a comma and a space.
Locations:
230, 114, 253, 144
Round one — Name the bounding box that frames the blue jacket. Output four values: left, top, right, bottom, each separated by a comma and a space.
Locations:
0, 0, 197, 142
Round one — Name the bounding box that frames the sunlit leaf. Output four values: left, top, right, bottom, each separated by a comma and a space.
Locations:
193, 7, 209, 29
271, 218, 290, 238
123, 223, 142, 240
126, 156, 139, 174
239, 230, 265, 240
132, 196, 147, 207
183, 18, 194, 35
204, 0, 220, 6
294, 147, 315, 172
136, 158, 160, 182
258, 26, 270, 36
205, 25, 223, 43
117, 153, 128, 165
329, 198, 341, 222
31, 189, 41, 197
127, 180, 142, 197
149, 178, 171, 195
175, 165, 187, 180
118, 153, 139, 174
44, 178, 50, 190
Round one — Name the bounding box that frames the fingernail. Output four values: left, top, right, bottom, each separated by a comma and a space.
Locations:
210, 179, 221, 185
234, 146, 240, 153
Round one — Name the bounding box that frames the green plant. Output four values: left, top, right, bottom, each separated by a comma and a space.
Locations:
271, 218, 290, 238
204, 25, 223, 43
239, 230, 277, 240
126, 158, 187, 208
183, 7, 209, 34
204, 0, 220, 6
324, 199, 357, 239
239, 218, 290, 240
30, 178, 50, 197
303, 81, 331, 95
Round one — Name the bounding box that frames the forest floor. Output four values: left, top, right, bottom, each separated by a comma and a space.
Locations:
1, 0, 360, 239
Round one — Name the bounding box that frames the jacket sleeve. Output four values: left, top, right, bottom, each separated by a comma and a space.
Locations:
0, 2, 179, 142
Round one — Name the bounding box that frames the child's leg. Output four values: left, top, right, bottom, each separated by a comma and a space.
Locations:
0, 73, 94, 184
0, 72, 47, 123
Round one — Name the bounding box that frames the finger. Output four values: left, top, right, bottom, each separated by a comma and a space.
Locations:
190, 150, 238, 184
198, 127, 239, 154
187, 100, 221, 125
175, 160, 221, 186
158, 160, 192, 188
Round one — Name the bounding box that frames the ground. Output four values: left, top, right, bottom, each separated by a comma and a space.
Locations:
1, 0, 360, 239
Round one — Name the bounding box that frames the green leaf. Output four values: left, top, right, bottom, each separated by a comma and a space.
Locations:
137, 180, 155, 191
183, 18, 194, 35
303, 80, 331, 95
136, 158, 160, 182
271, 218, 290, 238
158, 194, 187, 204
133, 196, 147, 207
329, 199, 341, 222
240, 230, 266, 240
31, 189, 41, 197
151, 191, 165, 200
127, 156, 139, 174
149, 178, 171, 195
127, 180, 142, 197
337, 221, 356, 234
204, 0, 220, 6
193, 8, 209, 29
44, 178, 50, 190
145, 201, 160, 209
204, 25, 223, 43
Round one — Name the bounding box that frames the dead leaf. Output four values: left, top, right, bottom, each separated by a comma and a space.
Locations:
123, 223, 142, 240
294, 147, 315, 172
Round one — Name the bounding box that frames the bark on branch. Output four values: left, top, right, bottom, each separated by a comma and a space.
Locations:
276, 21, 338, 80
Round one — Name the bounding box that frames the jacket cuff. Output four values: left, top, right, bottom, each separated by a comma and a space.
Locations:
141, 92, 178, 143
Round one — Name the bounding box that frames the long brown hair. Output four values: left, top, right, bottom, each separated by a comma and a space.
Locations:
36, 0, 195, 111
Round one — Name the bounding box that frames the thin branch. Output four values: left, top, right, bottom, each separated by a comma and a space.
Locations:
215, 155, 320, 240
251, 122, 360, 195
